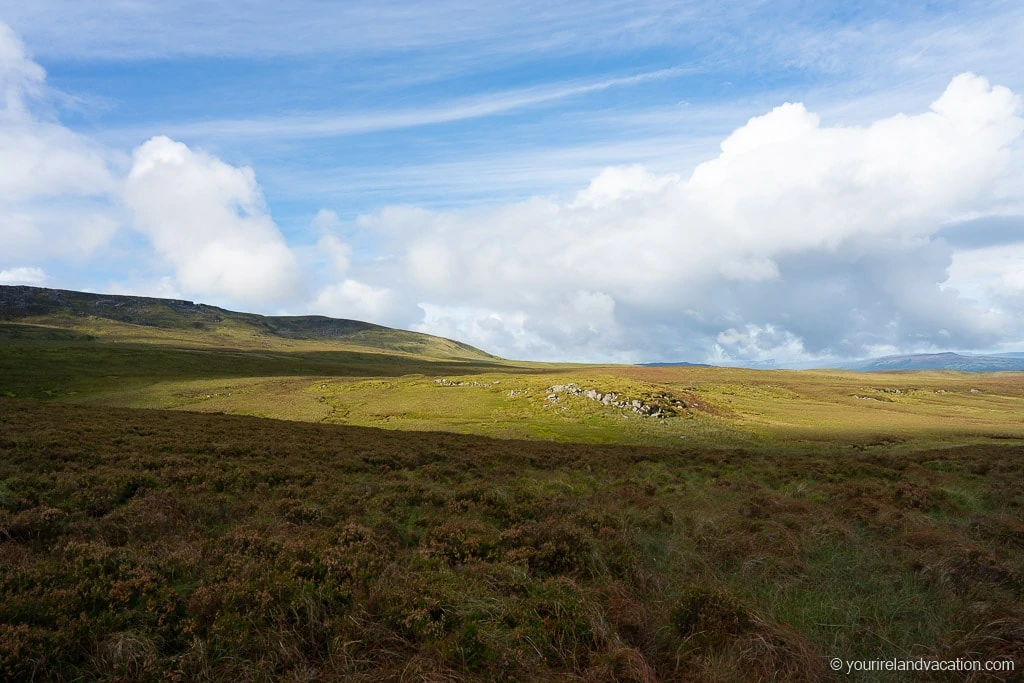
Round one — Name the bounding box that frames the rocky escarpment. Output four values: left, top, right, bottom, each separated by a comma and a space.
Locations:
0, 285, 222, 325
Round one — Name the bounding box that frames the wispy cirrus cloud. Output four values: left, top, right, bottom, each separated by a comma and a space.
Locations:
121, 67, 691, 142
0, 2, 735, 60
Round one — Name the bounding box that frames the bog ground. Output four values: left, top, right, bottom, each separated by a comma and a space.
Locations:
2, 401, 1023, 681
1, 287, 1022, 680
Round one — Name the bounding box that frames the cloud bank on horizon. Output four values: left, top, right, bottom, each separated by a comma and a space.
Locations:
1, 4, 1024, 365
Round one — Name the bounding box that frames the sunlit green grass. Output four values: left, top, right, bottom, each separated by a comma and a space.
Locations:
4, 318, 1024, 454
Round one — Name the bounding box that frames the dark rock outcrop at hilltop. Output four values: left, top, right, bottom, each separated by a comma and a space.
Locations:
0, 285, 212, 321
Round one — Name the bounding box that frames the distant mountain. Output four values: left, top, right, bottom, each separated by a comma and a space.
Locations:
0, 285, 494, 361
840, 352, 1024, 372
641, 360, 786, 369
640, 361, 713, 368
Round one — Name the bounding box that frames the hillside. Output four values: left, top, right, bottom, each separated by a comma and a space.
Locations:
0, 285, 493, 361
4, 286, 1024, 450
841, 352, 1024, 372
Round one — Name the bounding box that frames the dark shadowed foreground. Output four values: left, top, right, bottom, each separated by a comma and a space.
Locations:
1, 400, 1021, 681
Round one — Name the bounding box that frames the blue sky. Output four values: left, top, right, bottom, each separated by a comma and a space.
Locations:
1, 1, 1023, 364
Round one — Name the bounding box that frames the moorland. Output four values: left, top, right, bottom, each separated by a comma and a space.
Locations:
1, 285, 1022, 681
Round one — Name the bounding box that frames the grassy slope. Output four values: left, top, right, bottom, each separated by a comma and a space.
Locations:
1, 401, 1022, 681
3, 317, 1024, 451
0, 322, 525, 399
0, 285, 494, 360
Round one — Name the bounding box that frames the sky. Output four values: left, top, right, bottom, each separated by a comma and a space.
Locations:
1, 1, 1023, 365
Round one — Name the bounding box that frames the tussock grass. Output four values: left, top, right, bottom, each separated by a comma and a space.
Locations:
1, 400, 1021, 681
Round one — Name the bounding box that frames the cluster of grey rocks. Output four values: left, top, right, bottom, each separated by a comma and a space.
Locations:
544, 383, 686, 418
432, 377, 695, 419
433, 379, 500, 387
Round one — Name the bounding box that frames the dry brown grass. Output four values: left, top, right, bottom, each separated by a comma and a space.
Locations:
1, 399, 1022, 681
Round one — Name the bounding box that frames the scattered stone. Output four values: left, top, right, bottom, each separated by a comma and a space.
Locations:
543, 384, 686, 418
434, 378, 486, 387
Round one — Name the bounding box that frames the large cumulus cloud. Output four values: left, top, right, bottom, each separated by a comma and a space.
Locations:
0, 23, 118, 265
123, 136, 302, 306
0, 21, 303, 309
338, 73, 1024, 362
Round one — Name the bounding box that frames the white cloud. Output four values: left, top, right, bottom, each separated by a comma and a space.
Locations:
413, 304, 554, 360
101, 276, 182, 301
0, 207, 119, 262
316, 234, 352, 276
343, 73, 1024, 362
571, 165, 678, 209
123, 136, 302, 307
0, 266, 46, 285
311, 279, 395, 321
948, 243, 1024, 301
714, 325, 806, 363
0, 21, 119, 263
0, 22, 302, 312
0, 21, 114, 199
149, 68, 687, 141
0, 21, 42, 116
311, 208, 341, 233
309, 210, 352, 276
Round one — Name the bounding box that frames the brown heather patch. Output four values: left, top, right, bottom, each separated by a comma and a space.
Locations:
1, 399, 1023, 680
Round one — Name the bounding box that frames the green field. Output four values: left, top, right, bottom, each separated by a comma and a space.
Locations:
4, 314, 1024, 451
1, 287, 1022, 680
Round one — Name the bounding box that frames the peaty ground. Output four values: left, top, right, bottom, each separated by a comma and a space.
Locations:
1, 400, 1022, 681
